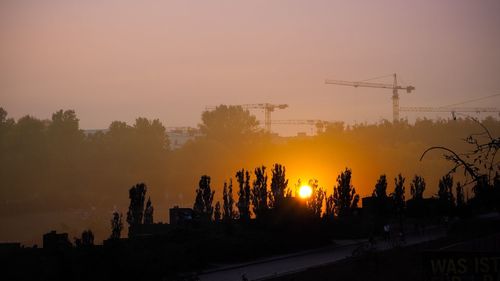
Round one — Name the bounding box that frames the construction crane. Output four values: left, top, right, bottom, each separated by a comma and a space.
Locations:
400, 107, 500, 119
325, 73, 415, 123
271, 119, 331, 134
205, 103, 288, 132
400, 93, 500, 118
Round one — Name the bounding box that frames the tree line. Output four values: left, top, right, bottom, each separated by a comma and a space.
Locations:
0, 105, 499, 243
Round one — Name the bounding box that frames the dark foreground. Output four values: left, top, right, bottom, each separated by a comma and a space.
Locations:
265, 219, 500, 281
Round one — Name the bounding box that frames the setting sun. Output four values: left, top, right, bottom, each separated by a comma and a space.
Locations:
298, 185, 313, 199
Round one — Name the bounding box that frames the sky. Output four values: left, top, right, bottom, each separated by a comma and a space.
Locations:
1, 0, 500, 132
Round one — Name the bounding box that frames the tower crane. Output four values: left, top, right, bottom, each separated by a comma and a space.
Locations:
400, 93, 500, 118
205, 103, 288, 132
325, 73, 415, 123
399, 106, 500, 119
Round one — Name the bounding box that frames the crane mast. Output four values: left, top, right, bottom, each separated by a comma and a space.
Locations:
325, 73, 415, 122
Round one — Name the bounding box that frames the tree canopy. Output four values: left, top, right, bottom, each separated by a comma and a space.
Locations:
199, 105, 260, 143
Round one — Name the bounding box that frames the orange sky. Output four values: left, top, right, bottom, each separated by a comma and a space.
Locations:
1, 0, 500, 131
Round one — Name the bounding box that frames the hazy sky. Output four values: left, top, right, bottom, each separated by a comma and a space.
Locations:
1, 0, 500, 131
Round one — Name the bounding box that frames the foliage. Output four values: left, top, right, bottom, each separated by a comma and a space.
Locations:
456, 182, 465, 208
126, 183, 147, 226
325, 194, 335, 219
421, 117, 499, 210
373, 174, 388, 199
307, 179, 325, 218
193, 175, 215, 221
75, 229, 94, 247
252, 166, 268, 218
222, 179, 235, 221
214, 201, 221, 222
332, 168, 359, 217
391, 174, 406, 214
372, 174, 389, 216
410, 175, 426, 200
437, 174, 455, 213
421, 117, 499, 186
199, 105, 260, 143
269, 164, 288, 209
144, 197, 154, 225
48, 110, 83, 149
236, 169, 252, 221
81, 229, 94, 246
110, 211, 123, 239
2, 106, 500, 240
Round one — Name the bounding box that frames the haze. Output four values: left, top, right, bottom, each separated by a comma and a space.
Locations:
2, 0, 500, 130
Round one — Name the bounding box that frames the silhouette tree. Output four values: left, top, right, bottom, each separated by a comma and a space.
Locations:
10, 115, 46, 156
76, 229, 94, 247
372, 174, 389, 216
307, 179, 325, 218
214, 201, 222, 222
410, 175, 426, 200
47, 109, 84, 166
494, 172, 500, 209
110, 211, 123, 239
420, 117, 499, 188
332, 168, 359, 217
81, 229, 94, 246
373, 175, 388, 199
269, 164, 288, 209
133, 117, 170, 157
48, 109, 83, 143
472, 175, 492, 208
0, 107, 7, 124
437, 174, 455, 214
127, 183, 147, 226
236, 169, 251, 221
325, 194, 335, 219
74, 238, 81, 247
0, 107, 14, 133
293, 179, 302, 198
391, 174, 406, 216
456, 182, 465, 208
199, 105, 260, 142
252, 166, 268, 218
144, 197, 154, 225
193, 175, 215, 221
222, 180, 235, 221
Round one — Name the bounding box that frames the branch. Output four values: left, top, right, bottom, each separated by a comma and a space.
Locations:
420, 146, 479, 181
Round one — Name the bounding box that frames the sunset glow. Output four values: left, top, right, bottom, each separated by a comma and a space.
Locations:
298, 185, 313, 199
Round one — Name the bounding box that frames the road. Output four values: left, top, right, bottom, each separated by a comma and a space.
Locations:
198, 227, 446, 281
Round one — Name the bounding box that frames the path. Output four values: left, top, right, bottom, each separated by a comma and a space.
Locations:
198, 227, 446, 281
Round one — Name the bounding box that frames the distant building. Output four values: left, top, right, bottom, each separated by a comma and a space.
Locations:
296, 132, 307, 137
83, 129, 109, 136
169, 206, 194, 225
43, 231, 72, 250
166, 127, 201, 150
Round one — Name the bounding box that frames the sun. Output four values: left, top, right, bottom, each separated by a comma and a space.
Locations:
298, 185, 313, 199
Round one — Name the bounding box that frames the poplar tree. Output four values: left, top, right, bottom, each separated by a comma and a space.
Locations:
193, 175, 215, 221
252, 166, 268, 218
332, 168, 359, 217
